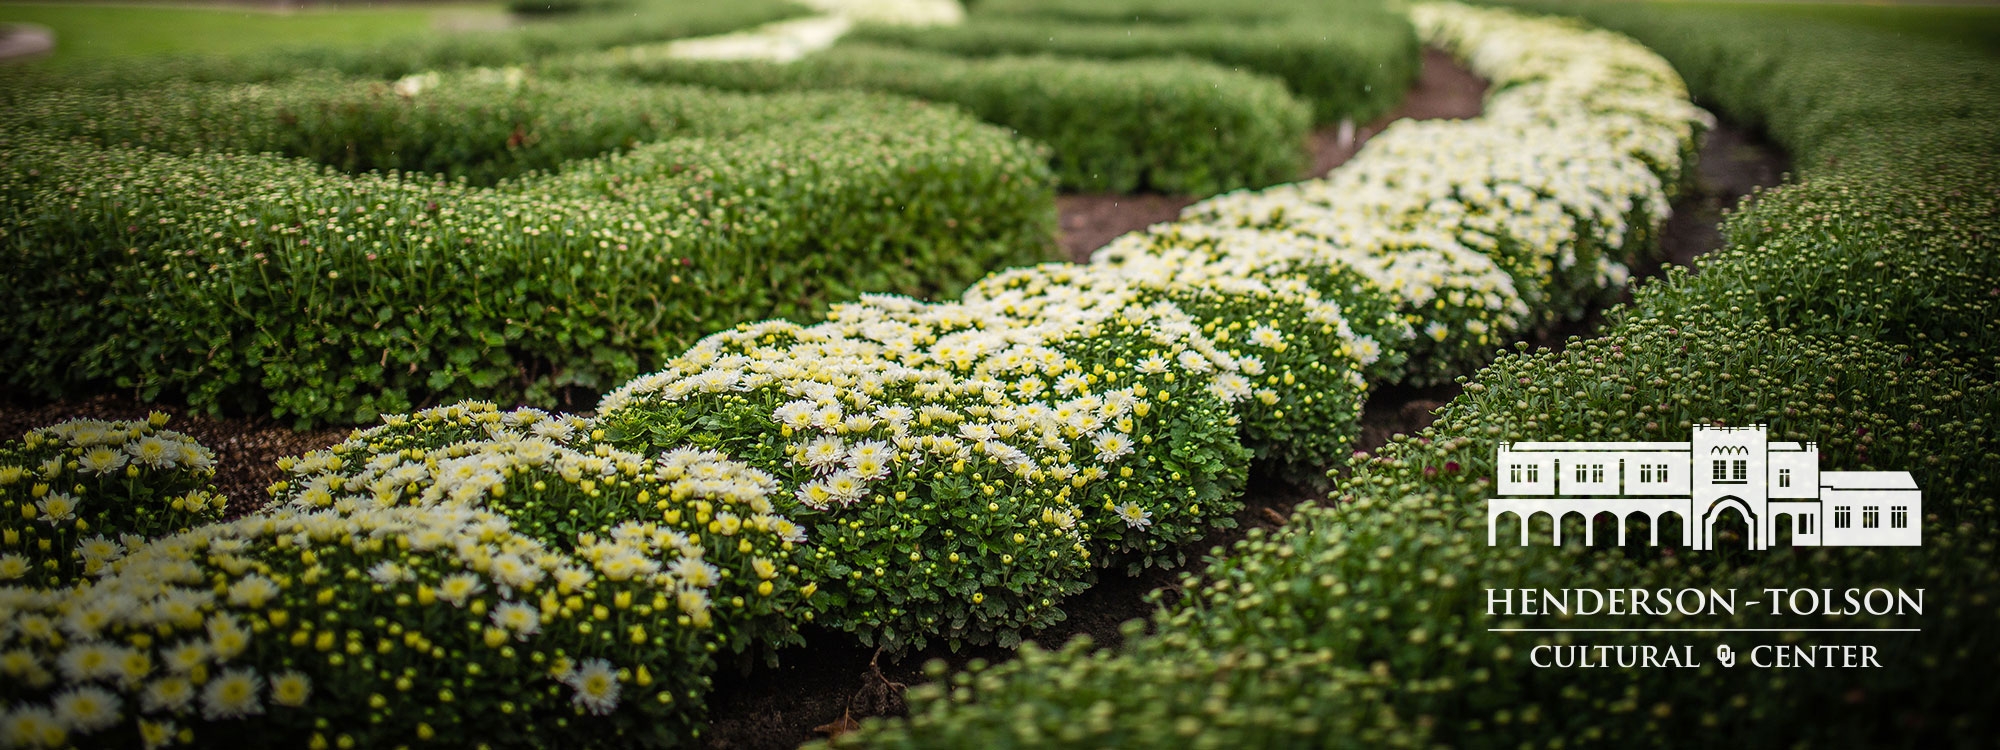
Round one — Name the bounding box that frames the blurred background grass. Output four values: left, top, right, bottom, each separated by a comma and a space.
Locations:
0, 2, 510, 65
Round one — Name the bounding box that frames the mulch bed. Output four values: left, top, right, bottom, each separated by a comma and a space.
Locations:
0, 48, 1788, 750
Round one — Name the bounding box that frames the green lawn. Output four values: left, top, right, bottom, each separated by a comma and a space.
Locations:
0, 2, 509, 66
1656, 0, 2000, 55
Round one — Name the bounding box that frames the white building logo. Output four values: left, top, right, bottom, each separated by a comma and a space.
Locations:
1488, 424, 1920, 550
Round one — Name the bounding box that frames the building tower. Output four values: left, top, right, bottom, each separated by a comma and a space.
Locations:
1689, 424, 1768, 550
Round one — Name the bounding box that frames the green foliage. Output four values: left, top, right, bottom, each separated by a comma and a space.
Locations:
0, 415, 223, 588
557, 44, 1312, 195
846, 14, 1421, 123
0, 81, 1056, 428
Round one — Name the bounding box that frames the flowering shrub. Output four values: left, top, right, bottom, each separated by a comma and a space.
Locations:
0, 415, 221, 589
594, 284, 1261, 649
11, 72, 939, 187
0, 82, 1056, 427
269, 402, 813, 663
556, 43, 1312, 195
0, 507, 727, 748
0, 407, 824, 748
1141, 1, 1708, 383
966, 258, 1375, 481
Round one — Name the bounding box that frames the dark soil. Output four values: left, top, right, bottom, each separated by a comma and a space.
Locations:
1055, 48, 1489, 262
0, 48, 1789, 750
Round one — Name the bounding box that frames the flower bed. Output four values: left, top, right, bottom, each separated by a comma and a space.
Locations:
0, 1, 1750, 745
0, 76, 1056, 428
823, 3, 2000, 747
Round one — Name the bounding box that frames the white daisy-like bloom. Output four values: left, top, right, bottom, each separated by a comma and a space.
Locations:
1092, 430, 1134, 465
34, 493, 79, 524
160, 641, 207, 675
669, 557, 721, 589
770, 517, 809, 544
436, 573, 486, 607
1114, 503, 1154, 530
489, 553, 545, 591
78, 445, 129, 475
75, 535, 124, 565
57, 642, 121, 683
52, 686, 121, 734
224, 574, 280, 608
125, 434, 178, 470
141, 676, 196, 714
1247, 326, 1285, 349
1, 707, 63, 749
270, 671, 312, 707
199, 668, 263, 720
491, 602, 542, 639
823, 471, 868, 506
676, 589, 712, 619
368, 560, 411, 586
0, 554, 27, 581
799, 436, 847, 473
562, 658, 622, 716
794, 480, 835, 511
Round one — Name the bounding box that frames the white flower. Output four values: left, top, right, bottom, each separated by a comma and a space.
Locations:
1114, 502, 1154, 530
1248, 326, 1284, 348
34, 493, 78, 524
799, 437, 847, 473
78, 446, 129, 475
270, 671, 312, 707
1, 707, 63, 749
200, 668, 263, 720
225, 575, 280, 608
126, 438, 177, 468
823, 471, 868, 505
52, 686, 121, 733
368, 561, 411, 586
436, 573, 486, 607
57, 643, 121, 682
491, 602, 541, 638
794, 481, 835, 511
1092, 430, 1134, 464
562, 659, 621, 716
669, 557, 721, 589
